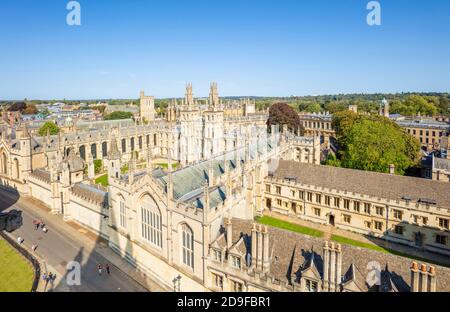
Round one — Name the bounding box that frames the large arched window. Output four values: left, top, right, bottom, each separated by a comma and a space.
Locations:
102, 142, 108, 157
181, 224, 194, 269
119, 196, 126, 230
141, 195, 162, 248
13, 158, 19, 180
79, 145, 86, 160
91, 144, 97, 160
1, 153, 6, 175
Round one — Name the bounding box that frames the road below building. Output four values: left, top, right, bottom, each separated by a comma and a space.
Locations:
0, 189, 151, 292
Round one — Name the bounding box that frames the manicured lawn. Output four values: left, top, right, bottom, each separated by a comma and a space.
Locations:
0, 238, 34, 292
331, 235, 445, 267
331, 235, 388, 253
95, 174, 109, 187
155, 163, 179, 170
256, 216, 324, 238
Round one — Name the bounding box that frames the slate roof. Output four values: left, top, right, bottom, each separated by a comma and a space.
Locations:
29, 168, 51, 183
229, 218, 450, 292
271, 160, 450, 208
71, 183, 108, 206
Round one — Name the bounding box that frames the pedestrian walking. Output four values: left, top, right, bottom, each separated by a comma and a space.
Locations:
42, 273, 47, 282
33, 219, 39, 230
98, 264, 103, 275
42, 226, 48, 233
46, 272, 52, 286
105, 264, 110, 275
31, 244, 38, 251
17, 236, 24, 244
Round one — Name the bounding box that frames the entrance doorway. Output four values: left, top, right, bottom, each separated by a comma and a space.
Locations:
329, 214, 335, 226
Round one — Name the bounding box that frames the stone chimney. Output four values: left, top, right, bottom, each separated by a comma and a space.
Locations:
225, 218, 232, 249
410, 262, 437, 292
322, 241, 342, 292
251, 223, 257, 269
389, 164, 395, 175
257, 225, 263, 270
262, 226, 270, 273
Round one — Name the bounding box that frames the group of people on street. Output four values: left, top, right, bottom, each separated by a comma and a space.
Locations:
22, 219, 49, 253
97, 263, 111, 276
42, 272, 56, 288
33, 219, 48, 233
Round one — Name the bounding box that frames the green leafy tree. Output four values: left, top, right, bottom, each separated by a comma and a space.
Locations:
324, 153, 342, 167
332, 114, 420, 175
104, 111, 133, 120
438, 96, 450, 115
94, 159, 103, 175
38, 122, 60, 136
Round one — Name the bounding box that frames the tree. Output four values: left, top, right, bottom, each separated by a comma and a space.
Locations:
331, 110, 358, 142
94, 159, 103, 174
267, 103, 304, 135
332, 114, 420, 175
104, 111, 133, 120
38, 122, 60, 136
438, 96, 450, 115
8, 102, 26, 112
23, 104, 38, 115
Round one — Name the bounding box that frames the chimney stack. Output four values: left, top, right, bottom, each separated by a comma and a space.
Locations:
262, 226, 270, 273
410, 262, 436, 292
225, 218, 232, 249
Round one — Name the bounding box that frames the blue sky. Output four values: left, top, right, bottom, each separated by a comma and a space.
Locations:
0, 0, 449, 100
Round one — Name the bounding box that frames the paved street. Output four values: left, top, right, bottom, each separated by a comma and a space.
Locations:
0, 189, 148, 292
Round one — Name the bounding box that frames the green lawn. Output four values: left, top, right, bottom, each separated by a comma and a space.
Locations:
256, 216, 324, 238
0, 238, 34, 292
331, 235, 446, 267
155, 163, 179, 170
95, 174, 109, 187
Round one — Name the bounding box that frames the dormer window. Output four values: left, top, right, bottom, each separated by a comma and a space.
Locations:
231, 255, 241, 269
212, 249, 222, 262
305, 279, 318, 292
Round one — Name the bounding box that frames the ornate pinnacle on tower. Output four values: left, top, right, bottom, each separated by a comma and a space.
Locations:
108, 133, 121, 160
185, 83, 194, 106
209, 81, 219, 108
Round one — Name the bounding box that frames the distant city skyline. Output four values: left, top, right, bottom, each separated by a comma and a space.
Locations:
1, 0, 449, 100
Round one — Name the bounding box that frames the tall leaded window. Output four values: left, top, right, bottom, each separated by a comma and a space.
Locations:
119, 198, 126, 229
141, 195, 162, 248
182, 224, 194, 269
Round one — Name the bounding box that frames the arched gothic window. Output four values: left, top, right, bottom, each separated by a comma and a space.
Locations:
181, 224, 194, 269
141, 195, 162, 248
119, 196, 126, 229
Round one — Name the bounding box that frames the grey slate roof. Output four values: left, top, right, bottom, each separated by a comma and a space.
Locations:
71, 183, 108, 206
271, 160, 450, 208
230, 218, 450, 292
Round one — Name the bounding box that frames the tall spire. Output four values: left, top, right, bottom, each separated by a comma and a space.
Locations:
108, 133, 121, 160
185, 83, 194, 106
209, 81, 219, 108
146, 143, 153, 173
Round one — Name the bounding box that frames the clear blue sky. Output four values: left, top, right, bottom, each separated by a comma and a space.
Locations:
0, 0, 449, 100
